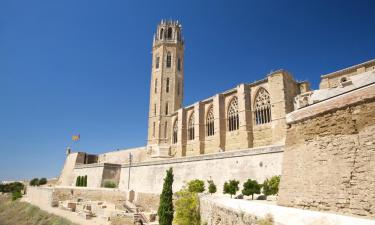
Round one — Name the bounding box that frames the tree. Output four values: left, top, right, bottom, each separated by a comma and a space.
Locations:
174, 188, 201, 225
262, 176, 280, 196
207, 180, 217, 195
29, 178, 39, 186
76, 176, 80, 187
12, 191, 22, 201
242, 179, 261, 200
158, 168, 174, 225
79, 176, 84, 187
39, 178, 47, 185
187, 179, 205, 193
223, 180, 239, 198
83, 175, 87, 187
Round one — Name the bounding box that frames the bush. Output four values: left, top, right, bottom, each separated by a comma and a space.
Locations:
103, 181, 117, 188
242, 179, 261, 200
223, 180, 239, 198
207, 180, 217, 195
39, 178, 47, 185
158, 168, 174, 225
187, 179, 205, 193
262, 176, 280, 196
173, 188, 200, 225
0, 182, 24, 193
29, 178, 39, 186
12, 191, 22, 201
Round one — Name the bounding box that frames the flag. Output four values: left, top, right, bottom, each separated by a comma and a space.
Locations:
72, 134, 80, 141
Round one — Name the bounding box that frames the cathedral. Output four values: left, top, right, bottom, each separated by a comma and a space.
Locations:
146, 20, 309, 158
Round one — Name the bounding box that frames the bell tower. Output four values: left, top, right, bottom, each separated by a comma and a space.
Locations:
147, 20, 184, 157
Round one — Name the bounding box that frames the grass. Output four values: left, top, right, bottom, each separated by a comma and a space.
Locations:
0, 194, 77, 225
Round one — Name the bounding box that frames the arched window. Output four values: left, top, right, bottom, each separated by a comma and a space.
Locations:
177, 58, 181, 71
206, 106, 214, 136
155, 56, 160, 69
165, 102, 169, 115
160, 28, 164, 40
154, 103, 156, 116
166, 52, 172, 68
164, 121, 168, 139
188, 113, 195, 140
154, 78, 158, 93
152, 122, 155, 137
228, 97, 239, 131
177, 81, 180, 96
254, 88, 271, 125
166, 78, 170, 93
167, 27, 173, 39
172, 119, 178, 144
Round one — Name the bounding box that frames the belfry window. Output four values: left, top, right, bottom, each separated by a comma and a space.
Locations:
228, 97, 239, 131
177, 81, 180, 96
177, 58, 181, 71
165, 102, 169, 115
254, 88, 271, 125
167, 27, 173, 39
166, 53, 171, 68
206, 106, 214, 136
172, 120, 178, 144
188, 113, 195, 140
155, 56, 160, 69
160, 28, 164, 40
166, 78, 170, 93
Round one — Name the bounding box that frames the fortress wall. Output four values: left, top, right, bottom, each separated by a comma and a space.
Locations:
278, 84, 375, 218
26, 186, 54, 206
97, 146, 148, 164
118, 145, 283, 194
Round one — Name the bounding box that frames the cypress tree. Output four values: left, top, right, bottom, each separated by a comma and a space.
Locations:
76, 176, 80, 187
158, 168, 174, 225
83, 175, 87, 187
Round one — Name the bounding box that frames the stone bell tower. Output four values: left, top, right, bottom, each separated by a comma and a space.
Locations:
147, 20, 184, 157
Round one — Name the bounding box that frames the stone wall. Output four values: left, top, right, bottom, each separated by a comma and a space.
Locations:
278, 84, 375, 218
118, 145, 283, 194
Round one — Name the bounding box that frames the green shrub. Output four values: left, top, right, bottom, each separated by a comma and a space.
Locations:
39, 178, 47, 185
158, 168, 174, 225
242, 179, 261, 200
207, 180, 217, 195
12, 191, 22, 201
29, 178, 39, 186
173, 188, 200, 225
103, 181, 116, 188
262, 176, 280, 196
0, 182, 24, 193
187, 179, 205, 193
223, 180, 239, 198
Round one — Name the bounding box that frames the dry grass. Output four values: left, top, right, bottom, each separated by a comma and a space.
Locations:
0, 194, 77, 225
257, 213, 274, 225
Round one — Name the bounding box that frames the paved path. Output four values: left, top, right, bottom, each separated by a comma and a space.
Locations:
22, 197, 109, 225
202, 196, 375, 225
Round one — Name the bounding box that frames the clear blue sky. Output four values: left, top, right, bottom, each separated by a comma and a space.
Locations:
1, 0, 374, 181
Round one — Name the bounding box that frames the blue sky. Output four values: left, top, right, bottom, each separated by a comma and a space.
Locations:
0, 0, 374, 181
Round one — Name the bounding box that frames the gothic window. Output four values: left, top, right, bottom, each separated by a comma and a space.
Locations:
154, 78, 158, 93
164, 121, 168, 139
254, 88, 271, 125
172, 119, 178, 144
160, 28, 164, 39
165, 102, 169, 115
177, 58, 181, 71
155, 56, 160, 69
166, 78, 170, 93
177, 81, 180, 96
206, 106, 214, 136
167, 27, 173, 39
228, 97, 239, 131
188, 113, 195, 140
154, 103, 156, 116
166, 52, 172, 68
